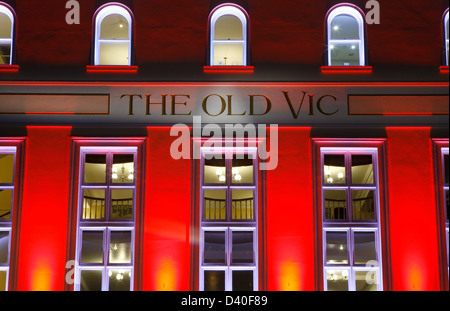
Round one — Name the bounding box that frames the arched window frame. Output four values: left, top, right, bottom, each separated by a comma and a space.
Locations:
208, 4, 249, 67
444, 9, 449, 67
0, 2, 15, 66
326, 4, 367, 67
93, 3, 133, 66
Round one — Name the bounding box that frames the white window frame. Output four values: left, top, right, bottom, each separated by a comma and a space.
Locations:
327, 5, 366, 66
0, 4, 14, 65
94, 4, 133, 66
321, 147, 383, 291
209, 4, 248, 66
441, 147, 449, 275
444, 10, 449, 66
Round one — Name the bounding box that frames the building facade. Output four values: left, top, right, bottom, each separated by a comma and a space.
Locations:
0, 0, 448, 291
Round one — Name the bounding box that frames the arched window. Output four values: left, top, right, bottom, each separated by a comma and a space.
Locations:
0, 3, 14, 65
209, 4, 248, 66
327, 5, 366, 66
94, 4, 133, 66
444, 9, 449, 66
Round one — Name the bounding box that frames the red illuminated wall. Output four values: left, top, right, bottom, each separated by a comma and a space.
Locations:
16, 126, 72, 291
386, 127, 442, 291
266, 128, 316, 291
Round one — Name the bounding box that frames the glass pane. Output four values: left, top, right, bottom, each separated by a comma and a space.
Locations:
213, 43, 243, 66
330, 41, 360, 66
0, 189, 12, 220
232, 231, 254, 264
204, 231, 226, 264
0, 12, 12, 38
326, 270, 349, 291
0, 154, 14, 183
232, 190, 254, 220
232, 154, 254, 184
82, 189, 105, 220
324, 190, 347, 220
352, 155, 374, 184
81, 231, 104, 264
80, 270, 102, 291
0, 270, 6, 291
355, 271, 378, 291
444, 154, 449, 185
324, 154, 345, 184
111, 189, 134, 219
232, 271, 253, 291
112, 154, 134, 184
0, 231, 10, 264
108, 269, 131, 291
445, 190, 449, 222
84, 154, 106, 184
215, 15, 243, 40
109, 231, 132, 264
330, 14, 360, 40
0, 44, 11, 65
204, 155, 226, 184
204, 270, 225, 291
326, 231, 348, 265
203, 190, 226, 220
352, 190, 375, 221
99, 42, 130, 65
354, 232, 377, 265
100, 14, 129, 39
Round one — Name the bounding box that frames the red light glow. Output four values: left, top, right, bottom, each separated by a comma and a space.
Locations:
321, 66, 373, 74
203, 66, 255, 74
0, 65, 19, 73
86, 65, 138, 73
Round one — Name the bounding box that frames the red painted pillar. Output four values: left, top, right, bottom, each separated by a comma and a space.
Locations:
142, 127, 191, 291
266, 128, 315, 291
16, 126, 72, 291
386, 127, 442, 291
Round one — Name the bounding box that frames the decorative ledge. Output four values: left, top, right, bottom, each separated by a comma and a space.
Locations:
0, 65, 19, 73
321, 66, 373, 74
86, 65, 138, 73
203, 66, 255, 74
439, 66, 449, 74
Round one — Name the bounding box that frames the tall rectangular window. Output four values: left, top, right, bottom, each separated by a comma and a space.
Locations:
74, 147, 137, 291
200, 147, 258, 291
440, 147, 449, 275
321, 147, 383, 291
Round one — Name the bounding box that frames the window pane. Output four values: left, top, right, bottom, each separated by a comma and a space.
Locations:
330, 41, 360, 66
108, 269, 131, 291
215, 15, 243, 40
326, 270, 349, 291
354, 232, 377, 265
84, 154, 106, 184
355, 271, 378, 291
0, 231, 9, 264
80, 270, 103, 291
82, 189, 105, 220
232, 270, 253, 291
213, 43, 243, 66
109, 231, 132, 264
352, 155, 373, 184
204, 155, 226, 184
352, 190, 375, 221
330, 14, 360, 40
232, 231, 254, 264
232, 154, 254, 184
0, 270, 6, 291
81, 231, 104, 264
444, 154, 449, 185
326, 231, 348, 265
100, 14, 129, 40
204, 270, 225, 291
0, 154, 14, 184
0, 189, 12, 220
204, 190, 226, 220
112, 154, 134, 184
204, 231, 226, 264
324, 154, 345, 184
324, 190, 347, 220
0, 44, 11, 65
0, 13, 12, 38
99, 42, 130, 65
445, 189, 449, 222
111, 189, 133, 220
232, 190, 254, 220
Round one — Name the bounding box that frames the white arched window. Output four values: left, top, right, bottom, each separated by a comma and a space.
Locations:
94, 4, 133, 66
0, 3, 14, 65
444, 9, 449, 66
209, 4, 248, 66
327, 5, 366, 66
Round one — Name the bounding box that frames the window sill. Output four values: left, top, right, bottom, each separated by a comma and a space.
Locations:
439, 66, 449, 74
203, 66, 255, 74
321, 66, 373, 74
0, 65, 19, 73
86, 65, 138, 73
